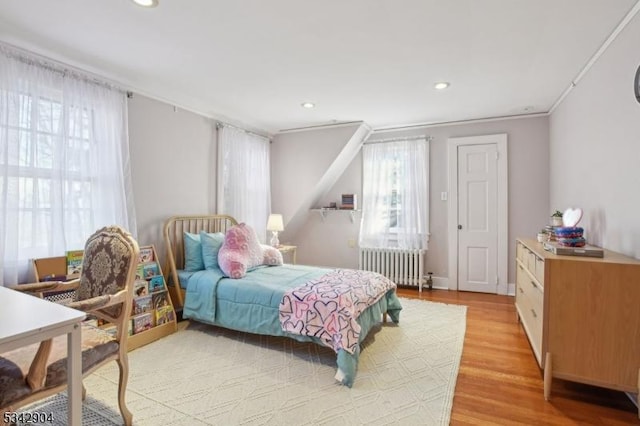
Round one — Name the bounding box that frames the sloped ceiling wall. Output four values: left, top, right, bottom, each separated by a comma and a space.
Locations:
270, 122, 370, 244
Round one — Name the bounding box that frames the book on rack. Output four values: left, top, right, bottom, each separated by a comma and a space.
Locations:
133, 279, 149, 297
103, 321, 133, 337
148, 275, 165, 293
132, 312, 154, 334
155, 305, 175, 325
152, 292, 169, 310
138, 246, 154, 263
135, 264, 144, 280
132, 294, 153, 315
65, 250, 84, 279
142, 262, 160, 279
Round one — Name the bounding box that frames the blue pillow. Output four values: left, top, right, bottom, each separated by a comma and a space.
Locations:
183, 232, 204, 271
201, 231, 225, 270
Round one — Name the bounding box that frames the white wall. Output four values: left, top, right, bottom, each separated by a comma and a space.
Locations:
271, 123, 365, 238
294, 152, 363, 268
550, 12, 640, 258
288, 116, 550, 285
128, 95, 216, 263
127, 95, 550, 288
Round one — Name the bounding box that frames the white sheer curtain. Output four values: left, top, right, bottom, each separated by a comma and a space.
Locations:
217, 124, 271, 243
359, 138, 429, 249
0, 44, 136, 286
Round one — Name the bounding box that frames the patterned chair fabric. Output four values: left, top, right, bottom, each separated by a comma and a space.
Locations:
0, 225, 139, 426
76, 226, 138, 318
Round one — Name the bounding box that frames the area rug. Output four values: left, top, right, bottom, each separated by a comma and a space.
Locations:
19, 298, 466, 425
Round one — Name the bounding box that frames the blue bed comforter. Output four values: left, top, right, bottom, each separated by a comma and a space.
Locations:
182, 264, 402, 387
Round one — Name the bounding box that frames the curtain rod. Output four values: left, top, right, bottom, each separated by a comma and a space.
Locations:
363, 135, 432, 145
0, 42, 125, 94
216, 121, 271, 141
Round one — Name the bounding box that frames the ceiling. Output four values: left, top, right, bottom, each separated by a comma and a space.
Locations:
0, 0, 638, 134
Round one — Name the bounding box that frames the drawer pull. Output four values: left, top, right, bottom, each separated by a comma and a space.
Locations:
519, 264, 523, 270
519, 287, 524, 294
531, 281, 537, 289
531, 308, 537, 318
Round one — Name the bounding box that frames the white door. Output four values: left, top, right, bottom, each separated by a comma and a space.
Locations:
457, 143, 498, 293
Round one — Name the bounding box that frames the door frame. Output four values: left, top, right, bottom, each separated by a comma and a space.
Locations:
447, 134, 508, 294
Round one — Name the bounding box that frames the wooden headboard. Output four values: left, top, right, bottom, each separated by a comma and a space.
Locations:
163, 214, 238, 308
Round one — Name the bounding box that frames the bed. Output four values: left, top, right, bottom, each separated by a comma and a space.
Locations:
162, 214, 402, 387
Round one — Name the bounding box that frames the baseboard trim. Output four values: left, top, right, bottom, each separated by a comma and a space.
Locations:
398, 277, 514, 295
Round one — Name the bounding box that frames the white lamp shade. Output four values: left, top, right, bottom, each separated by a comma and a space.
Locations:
266, 214, 284, 232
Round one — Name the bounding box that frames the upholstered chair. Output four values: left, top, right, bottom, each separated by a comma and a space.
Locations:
0, 225, 139, 426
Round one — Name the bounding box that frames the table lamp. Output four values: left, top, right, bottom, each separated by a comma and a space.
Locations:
266, 214, 284, 247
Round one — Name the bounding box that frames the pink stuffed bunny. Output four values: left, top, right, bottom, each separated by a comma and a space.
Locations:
218, 223, 283, 278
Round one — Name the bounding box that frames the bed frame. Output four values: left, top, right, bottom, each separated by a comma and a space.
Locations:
163, 214, 238, 309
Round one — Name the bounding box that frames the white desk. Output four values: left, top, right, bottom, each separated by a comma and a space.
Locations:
0, 286, 86, 425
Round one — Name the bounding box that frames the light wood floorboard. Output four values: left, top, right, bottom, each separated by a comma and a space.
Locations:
396, 287, 640, 425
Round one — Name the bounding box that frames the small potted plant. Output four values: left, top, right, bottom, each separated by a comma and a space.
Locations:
551, 210, 563, 227
537, 228, 549, 243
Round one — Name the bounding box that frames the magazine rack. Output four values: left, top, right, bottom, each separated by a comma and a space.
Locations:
127, 244, 178, 351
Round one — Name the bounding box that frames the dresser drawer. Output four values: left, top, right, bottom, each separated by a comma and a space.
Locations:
534, 256, 545, 286
521, 275, 543, 311
516, 242, 524, 262
516, 261, 527, 293
515, 258, 543, 366
524, 300, 543, 364
526, 249, 537, 272
516, 287, 543, 365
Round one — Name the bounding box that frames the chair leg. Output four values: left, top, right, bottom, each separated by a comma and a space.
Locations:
116, 354, 133, 426
26, 339, 53, 390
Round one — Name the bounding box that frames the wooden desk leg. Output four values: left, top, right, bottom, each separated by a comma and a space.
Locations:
544, 352, 552, 401
67, 323, 83, 425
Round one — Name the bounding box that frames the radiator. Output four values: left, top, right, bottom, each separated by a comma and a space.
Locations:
359, 247, 426, 291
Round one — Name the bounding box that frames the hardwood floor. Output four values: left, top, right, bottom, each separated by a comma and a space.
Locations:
396, 287, 640, 425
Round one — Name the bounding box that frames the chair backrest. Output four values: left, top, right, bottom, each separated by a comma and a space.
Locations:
75, 225, 139, 314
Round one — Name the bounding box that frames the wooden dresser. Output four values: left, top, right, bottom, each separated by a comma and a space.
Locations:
515, 238, 640, 407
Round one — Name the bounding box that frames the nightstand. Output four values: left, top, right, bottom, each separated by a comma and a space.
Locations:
277, 244, 297, 264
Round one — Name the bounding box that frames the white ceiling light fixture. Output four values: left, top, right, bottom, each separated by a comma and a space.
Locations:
434, 82, 450, 90
301, 102, 315, 109
132, 0, 159, 8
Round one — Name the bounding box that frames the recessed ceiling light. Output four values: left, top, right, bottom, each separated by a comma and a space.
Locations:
301, 102, 315, 109
132, 0, 158, 7
434, 82, 450, 90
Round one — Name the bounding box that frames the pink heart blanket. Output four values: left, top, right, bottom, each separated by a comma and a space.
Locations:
279, 269, 396, 354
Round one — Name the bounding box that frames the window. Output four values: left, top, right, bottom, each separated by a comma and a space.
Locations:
216, 124, 271, 242
359, 138, 429, 249
5, 94, 94, 250
1, 46, 134, 285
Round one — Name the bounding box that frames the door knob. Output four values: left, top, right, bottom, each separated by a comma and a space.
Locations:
458, 224, 462, 230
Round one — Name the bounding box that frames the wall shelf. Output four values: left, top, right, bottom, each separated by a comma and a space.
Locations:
311, 208, 360, 223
